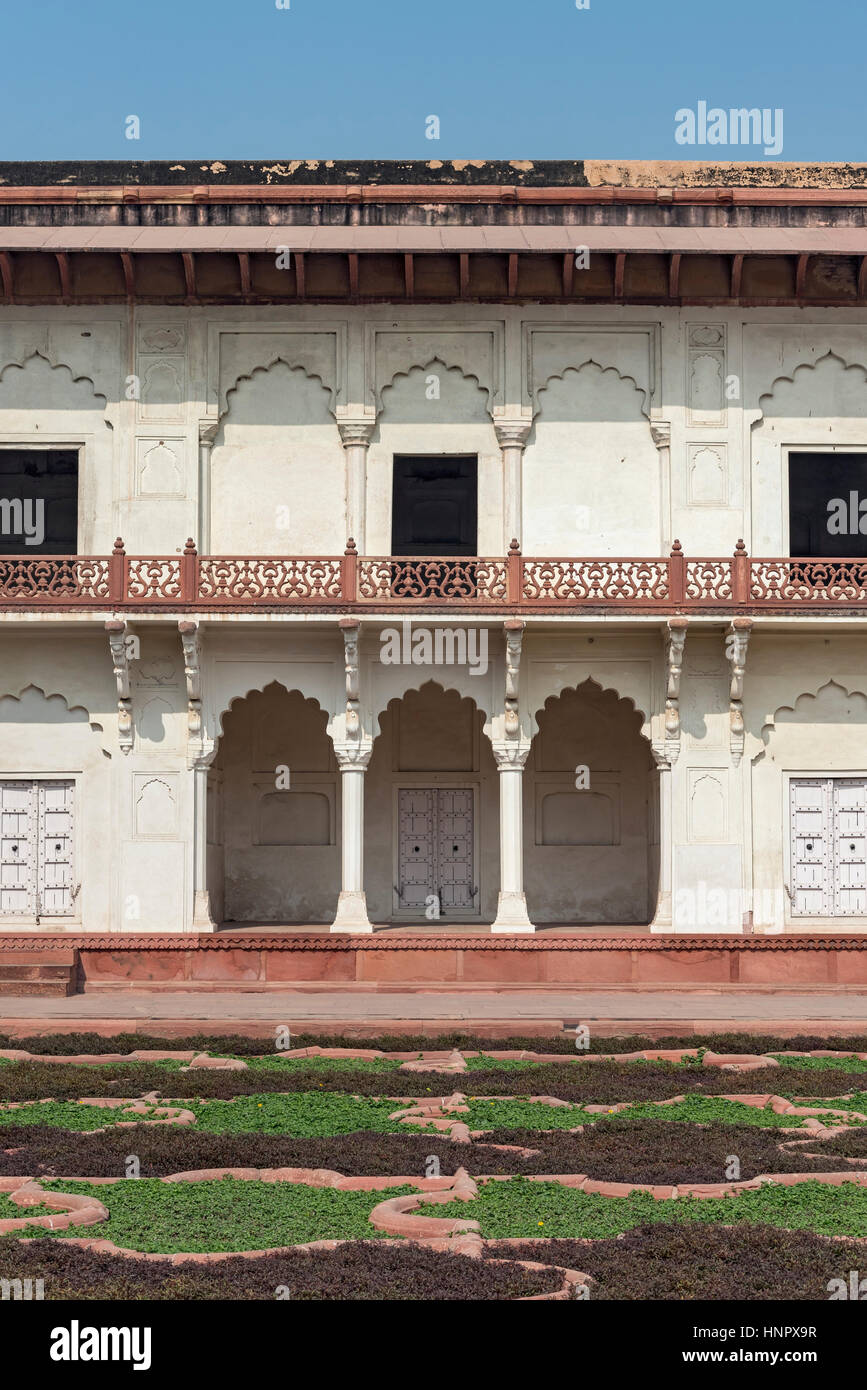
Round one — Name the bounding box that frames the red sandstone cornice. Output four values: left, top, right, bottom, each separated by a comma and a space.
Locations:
1, 933, 866, 951
6, 184, 867, 206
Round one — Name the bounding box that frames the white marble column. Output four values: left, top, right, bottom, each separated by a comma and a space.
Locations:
491, 741, 534, 933
650, 421, 672, 554
494, 419, 532, 551
191, 757, 217, 930
197, 421, 218, 554
331, 744, 374, 933
650, 750, 673, 931
337, 418, 375, 554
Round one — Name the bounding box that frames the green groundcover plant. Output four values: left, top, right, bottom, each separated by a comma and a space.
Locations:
437, 1176, 867, 1240
27, 1177, 416, 1253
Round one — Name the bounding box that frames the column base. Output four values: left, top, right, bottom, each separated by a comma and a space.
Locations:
330, 891, 374, 934
192, 890, 218, 932
649, 889, 673, 933
491, 892, 535, 934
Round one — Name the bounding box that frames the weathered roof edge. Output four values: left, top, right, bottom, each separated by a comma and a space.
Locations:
5, 159, 867, 190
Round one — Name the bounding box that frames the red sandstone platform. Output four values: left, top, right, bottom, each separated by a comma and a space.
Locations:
1, 985, 867, 1042
2, 929, 867, 994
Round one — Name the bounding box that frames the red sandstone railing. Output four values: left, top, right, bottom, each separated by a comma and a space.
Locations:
2, 538, 867, 612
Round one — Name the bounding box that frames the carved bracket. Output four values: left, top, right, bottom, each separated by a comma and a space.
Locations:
179, 621, 204, 765
105, 620, 133, 755
664, 618, 688, 763
727, 618, 752, 766
338, 617, 363, 748
503, 618, 524, 738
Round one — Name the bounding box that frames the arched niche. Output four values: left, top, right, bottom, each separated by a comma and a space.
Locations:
367, 360, 500, 556
523, 361, 660, 556
365, 680, 498, 924
210, 683, 338, 924
525, 679, 656, 925
751, 353, 867, 554
211, 360, 346, 555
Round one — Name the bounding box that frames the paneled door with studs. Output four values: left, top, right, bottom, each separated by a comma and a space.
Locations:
790, 777, 867, 916
396, 788, 476, 918
0, 780, 75, 917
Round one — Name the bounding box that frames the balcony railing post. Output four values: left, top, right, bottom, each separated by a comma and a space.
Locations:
731, 539, 749, 606
181, 538, 198, 604
507, 537, 522, 605
342, 538, 358, 604
668, 539, 685, 605
109, 537, 126, 604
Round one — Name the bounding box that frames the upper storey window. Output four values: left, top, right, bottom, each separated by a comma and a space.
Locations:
789, 452, 867, 557
391, 456, 477, 557
0, 449, 78, 555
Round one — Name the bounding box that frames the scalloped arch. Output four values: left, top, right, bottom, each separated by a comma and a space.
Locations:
0, 350, 109, 410
533, 359, 651, 421
533, 676, 651, 744
0, 683, 110, 759
214, 681, 329, 743
753, 350, 867, 426
372, 678, 492, 744
377, 357, 493, 415
759, 678, 867, 746
218, 357, 336, 426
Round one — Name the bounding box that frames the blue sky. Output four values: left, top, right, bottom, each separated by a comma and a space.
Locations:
1, 0, 857, 162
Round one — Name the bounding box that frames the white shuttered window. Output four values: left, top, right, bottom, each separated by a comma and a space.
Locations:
0, 780, 75, 917
790, 777, 867, 916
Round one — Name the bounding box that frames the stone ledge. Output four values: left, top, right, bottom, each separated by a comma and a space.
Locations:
3, 932, 867, 952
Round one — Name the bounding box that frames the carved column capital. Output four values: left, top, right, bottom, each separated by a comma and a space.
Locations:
494, 418, 532, 449
337, 416, 376, 449
650, 420, 671, 450
491, 739, 531, 770
651, 742, 672, 772
333, 741, 374, 771
198, 419, 218, 447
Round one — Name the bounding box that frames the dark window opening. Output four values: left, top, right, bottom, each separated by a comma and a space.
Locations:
391, 456, 477, 556
390, 456, 478, 598
0, 450, 78, 555
789, 453, 867, 558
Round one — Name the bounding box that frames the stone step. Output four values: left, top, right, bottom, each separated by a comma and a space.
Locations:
0, 950, 78, 966
0, 949, 79, 997
0, 964, 73, 980
0, 978, 76, 997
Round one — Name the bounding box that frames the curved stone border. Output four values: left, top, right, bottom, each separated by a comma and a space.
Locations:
0, 1097, 196, 1134
4, 1045, 867, 1073
0, 1175, 107, 1234
387, 1090, 867, 1139
0, 1166, 590, 1300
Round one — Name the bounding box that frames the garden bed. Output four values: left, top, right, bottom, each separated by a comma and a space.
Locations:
3, 1032, 867, 1300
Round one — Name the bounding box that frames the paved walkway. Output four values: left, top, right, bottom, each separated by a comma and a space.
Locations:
2, 989, 867, 1038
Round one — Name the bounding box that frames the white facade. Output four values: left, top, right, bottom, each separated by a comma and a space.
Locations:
1, 301, 867, 934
